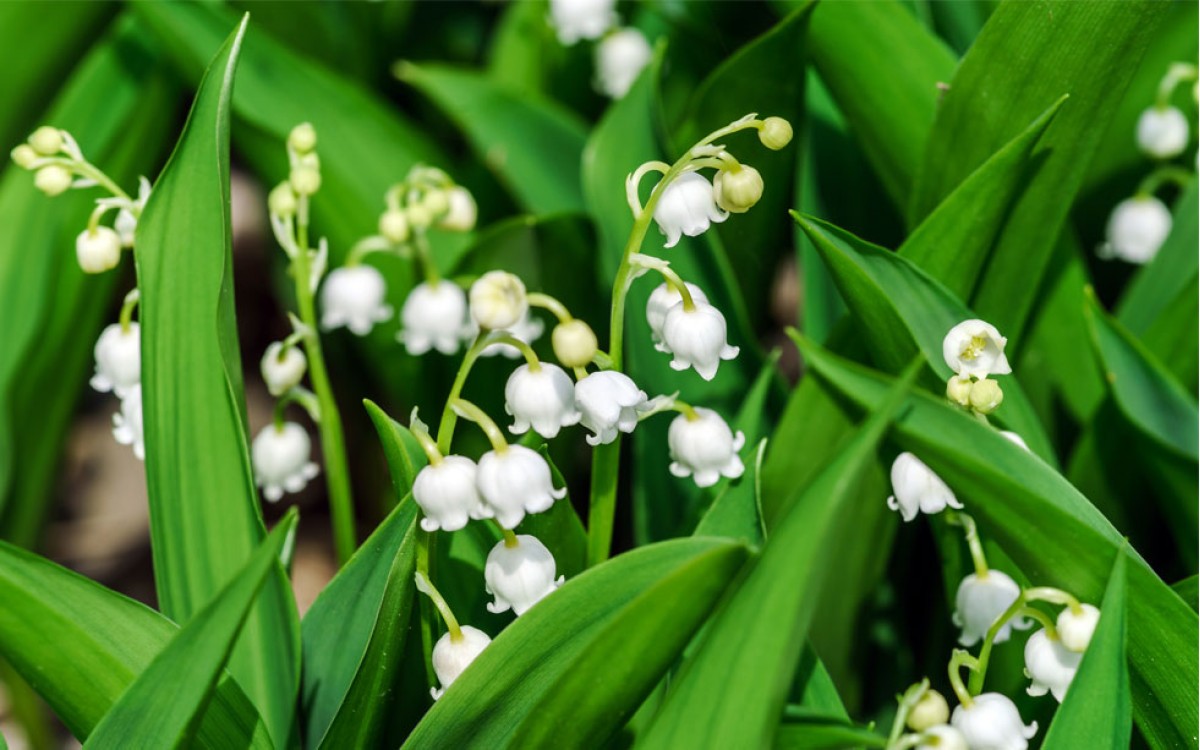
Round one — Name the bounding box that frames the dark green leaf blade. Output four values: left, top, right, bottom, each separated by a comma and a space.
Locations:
363, 399, 429, 501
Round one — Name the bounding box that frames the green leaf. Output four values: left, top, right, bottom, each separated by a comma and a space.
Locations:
807, 0, 957, 208
637, 360, 919, 749
1171, 575, 1198, 614
1042, 549, 1130, 749
301, 499, 420, 750
910, 1, 1169, 341
395, 62, 588, 215
133, 16, 299, 747
402, 538, 749, 748
363, 399, 429, 502
0, 542, 270, 747
84, 510, 299, 749
797, 338, 1198, 749
775, 710, 887, 750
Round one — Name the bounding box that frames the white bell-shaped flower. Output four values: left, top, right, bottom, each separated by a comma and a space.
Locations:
484, 534, 564, 616
438, 186, 477, 232
942, 319, 1011, 380
399, 281, 471, 356
430, 626, 491, 700
112, 385, 145, 460
950, 693, 1037, 750
251, 422, 320, 502
470, 271, 528, 331
661, 299, 739, 380
1056, 603, 1101, 652
953, 570, 1030, 647
646, 281, 708, 353
1024, 629, 1082, 702
916, 725, 967, 750
115, 176, 151, 248
480, 309, 545, 359
413, 455, 491, 532
76, 226, 122, 274
261, 342, 307, 397
668, 407, 745, 488
548, 0, 617, 44
653, 172, 729, 249
320, 265, 393, 335
886, 452, 963, 522
1136, 106, 1189, 159
1103, 196, 1172, 265
91, 322, 141, 397
504, 363, 581, 438
574, 370, 648, 446
477, 445, 566, 529
595, 28, 652, 99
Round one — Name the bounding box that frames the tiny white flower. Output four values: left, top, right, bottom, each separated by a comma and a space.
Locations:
251, 422, 320, 502
320, 265, 393, 335
504, 363, 581, 438
653, 172, 729, 248
91, 322, 141, 397
999, 431, 1030, 452
398, 281, 471, 356
942, 319, 1011, 380
477, 445, 566, 529
916, 725, 967, 750
574, 370, 648, 446
1056, 603, 1101, 652
1136, 106, 1189, 159
661, 299, 739, 380
484, 534, 564, 616
29, 126, 64, 156
479, 309, 545, 359
469, 270, 528, 331
950, 692, 1037, 750
1103, 196, 1172, 265
886, 452, 962, 522
260, 342, 307, 397
953, 570, 1030, 647
75, 226, 122, 274
646, 281, 708, 353
668, 407, 745, 488
112, 384, 145, 460
115, 177, 151, 248
1024, 629, 1082, 702
413, 455, 492, 532
548, 0, 617, 44
438, 186, 477, 232
430, 625, 491, 700
595, 28, 652, 99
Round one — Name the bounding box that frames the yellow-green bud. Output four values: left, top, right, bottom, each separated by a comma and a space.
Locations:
34, 165, 73, 196
758, 117, 793, 150
946, 376, 972, 407
288, 122, 317, 153
10, 144, 38, 169
552, 319, 598, 368
29, 126, 64, 155
289, 166, 321, 195
713, 164, 764, 214
379, 209, 410, 244
423, 189, 449, 217
969, 378, 1004, 414
906, 689, 950, 731
407, 202, 433, 230
268, 183, 298, 216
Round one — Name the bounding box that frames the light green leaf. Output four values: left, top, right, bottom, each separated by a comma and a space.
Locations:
1171, 575, 1198, 614
402, 538, 749, 748
363, 399, 429, 502
775, 708, 887, 749
84, 510, 298, 749
133, 16, 299, 747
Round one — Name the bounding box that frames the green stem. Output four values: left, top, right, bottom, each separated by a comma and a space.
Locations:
968, 593, 1031, 695
436, 335, 489, 455
416, 530, 437, 688
415, 570, 461, 639
948, 511, 989, 577
527, 292, 572, 323
587, 436, 621, 567
74, 160, 132, 201
1136, 165, 1194, 197
885, 680, 929, 747
413, 229, 441, 284
118, 288, 139, 333
451, 398, 509, 453
948, 650, 979, 708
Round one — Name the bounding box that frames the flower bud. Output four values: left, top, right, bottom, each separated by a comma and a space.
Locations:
485, 534, 564, 616
1024, 629, 1082, 702
320, 265, 393, 335
1056, 603, 1100, 652
469, 271, 528, 330
950, 693, 1037, 750
916, 725, 967, 750
946, 376, 972, 407
34, 165, 73, 196
476, 445, 566, 529
943, 319, 1011, 379
595, 27, 652, 99
288, 122, 317, 154
407, 202, 433, 230
268, 183, 298, 217
413, 455, 491, 532
552, 319, 598, 367
504, 363, 581, 439
439, 186, 477, 232
1136, 106, 1189, 159
252, 422, 320, 502
713, 164, 764, 214
1104, 196, 1172, 265
289, 166, 321, 195
660, 299, 739, 381
908, 690, 950, 731
422, 189, 449, 218
399, 281, 471, 355
379, 209, 410, 244
574, 370, 648, 446
431, 626, 491, 700
29, 126, 63, 155
10, 144, 37, 169
261, 342, 307, 397
969, 378, 1004, 414
76, 226, 122, 274
112, 385, 145, 460
953, 570, 1030, 647
886, 452, 962, 522
668, 407, 745, 488
653, 172, 728, 248
91, 323, 141, 397
758, 117, 793, 150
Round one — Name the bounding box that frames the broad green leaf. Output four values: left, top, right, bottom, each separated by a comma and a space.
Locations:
0, 542, 269, 747
638, 360, 918, 749
694, 439, 766, 545
402, 538, 749, 748
926, 0, 995, 55
1171, 575, 1198, 614
486, 0, 558, 98
1042, 549, 1130, 750
806, 0, 957, 208
395, 63, 588, 215
797, 338, 1198, 749
363, 399, 429, 502
910, 2, 1168, 341
775, 709, 887, 750
85, 511, 298, 749
134, 17, 299, 747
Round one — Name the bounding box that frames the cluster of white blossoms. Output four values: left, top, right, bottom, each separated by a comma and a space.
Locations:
548, 0, 652, 100
90, 298, 146, 461
1101, 62, 1197, 264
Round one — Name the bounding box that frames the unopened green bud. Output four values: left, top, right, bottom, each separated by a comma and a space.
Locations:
289, 166, 321, 195
269, 183, 298, 216
552, 319, 598, 368
379, 209, 410, 244
34, 165, 72, 196
423, 189, 449, 217
906, 689, 950, 731
713, 164, 764, 214
29, 126, 64, 156
946, 376, 972, 407
969, 378, 1004, 414
407, 202, 433, 230
288, 122, 317, 153
758, 117, 793, 150
10, 144, 38, 169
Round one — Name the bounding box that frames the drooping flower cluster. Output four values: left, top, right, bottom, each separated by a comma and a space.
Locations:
92, 295, 145, 460
546, 0, 653, 100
